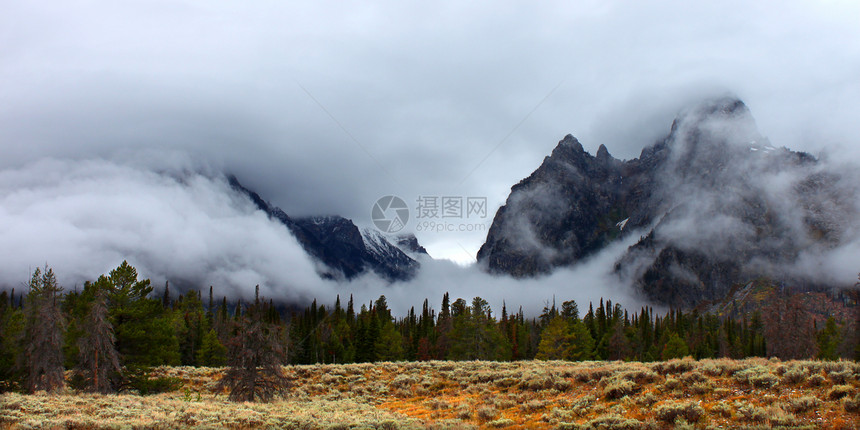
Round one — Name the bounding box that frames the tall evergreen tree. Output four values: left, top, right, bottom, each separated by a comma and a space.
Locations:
816, 317, 841, 360
77, 287, 122, 393
448, 297, 510, 361
568, 318, 595, 361
662, 332, 690, 359
104, 261, 180, 366
536, 316, 573, 360
197, 329, 227, 367
22, 266, 65, 393
218, 298, 289, 402
0, 291, 24, 392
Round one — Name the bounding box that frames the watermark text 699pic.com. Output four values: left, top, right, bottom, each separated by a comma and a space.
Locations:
371, 195, 489, 234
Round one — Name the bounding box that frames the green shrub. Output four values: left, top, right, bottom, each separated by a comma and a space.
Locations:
844, 394, 860, 413
782, 367, 808, 385
737, 404, 768, 422
733, 366, 779, 388
787, 396, 820, 413
578, 414, 646, 430
827, 384, 854, 400
806, 373, 825, 387
652, 358, 695, 375
602, 379, 636, 399
710, 402, 732, 418
689, 381, 713, 395
487, 418, 514, 428
123, 366, 181, 395
829, 369, 853, 384
521, 400, 547, 412
655, 401, 705, 424
476, 406, 499, 421
662, 377, 681, 391
679, 371, 707, 385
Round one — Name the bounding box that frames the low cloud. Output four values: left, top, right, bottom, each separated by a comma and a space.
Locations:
345, 229, 653, 318
0, 157, 328, 301
642, 103, 860, 288
0, 155, 648, 316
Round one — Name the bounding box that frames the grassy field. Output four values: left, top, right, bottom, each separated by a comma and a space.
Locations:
2, 358, 859, 429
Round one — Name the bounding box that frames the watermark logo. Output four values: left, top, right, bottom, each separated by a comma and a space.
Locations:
371, 195, 410, 233
416, 196, 487, 219
372, 195, 489, 233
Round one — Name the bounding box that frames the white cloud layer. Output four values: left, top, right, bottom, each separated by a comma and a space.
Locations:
0, 157, 647, 316
1, 1, 859, 312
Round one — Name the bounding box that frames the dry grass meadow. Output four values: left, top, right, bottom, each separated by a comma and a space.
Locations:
2, 358, 860, 429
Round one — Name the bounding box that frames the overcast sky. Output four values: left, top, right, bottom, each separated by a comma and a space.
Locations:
1, 1, 859, 310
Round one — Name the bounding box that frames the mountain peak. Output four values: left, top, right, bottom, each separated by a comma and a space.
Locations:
697, 96, 747, 116
670, 96, 749, 134
229, 176, 421, 282
596, 144, 612, 160
478, 96, 849, 307
559, 134, 584, 152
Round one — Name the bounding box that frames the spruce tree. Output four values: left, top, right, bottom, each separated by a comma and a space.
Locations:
816, 317, 841, 360
0, 290, 24, 392
662, 332, 690, 359
105, 261, 180, 366
77, 288, 122, 393
22, 266, 65, 393
218, 298, 290, 402
568, 319, 595, 361
197, 329, 227, 367
536, 316, 573, 360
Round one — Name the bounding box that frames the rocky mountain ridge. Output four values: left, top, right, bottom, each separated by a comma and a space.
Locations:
227, 176, 423, 282
478, 97, 856, 307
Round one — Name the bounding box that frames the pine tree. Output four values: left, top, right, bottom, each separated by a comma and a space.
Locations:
105, 261, 180, 366
561, 300, 579, 321
662, 332, 689, 359
0, 290, 24, 392
448, 297, 510, 360
197, 329, 227, 367
816, 317, 841, 360
77, 287, 122, 393
434, 293, 453, 359
568, 319, 595, 361
375, 322, 404, 361
162, 281, 171, 309
535, 316, 573, 360
763, 294, 817, 359
175, 289, 207, 366
218, 298, 290, 402
22, 265, 65, 393
608, 322, 632, 360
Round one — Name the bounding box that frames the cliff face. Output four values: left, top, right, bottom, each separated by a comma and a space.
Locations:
228, 177, 420, 282
478, 97, 855, 307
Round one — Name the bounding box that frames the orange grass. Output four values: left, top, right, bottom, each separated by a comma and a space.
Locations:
1, 358, 859, 429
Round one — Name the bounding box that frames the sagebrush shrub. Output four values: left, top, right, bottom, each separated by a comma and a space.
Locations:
787, 396, 820, 413
655, 401, 704, 423
827, 385, 854, 400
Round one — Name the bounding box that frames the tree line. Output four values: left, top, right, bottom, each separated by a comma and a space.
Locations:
0, 263, 857, 397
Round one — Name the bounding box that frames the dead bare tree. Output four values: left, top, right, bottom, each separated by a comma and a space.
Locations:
77, 288, 122, 393
21, 266, 65, 393
763, 293, 817, 359
217, 298, 289, 402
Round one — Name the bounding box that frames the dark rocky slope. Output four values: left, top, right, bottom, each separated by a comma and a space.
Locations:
228, 176, 420, 282
478, 97, 856, 307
